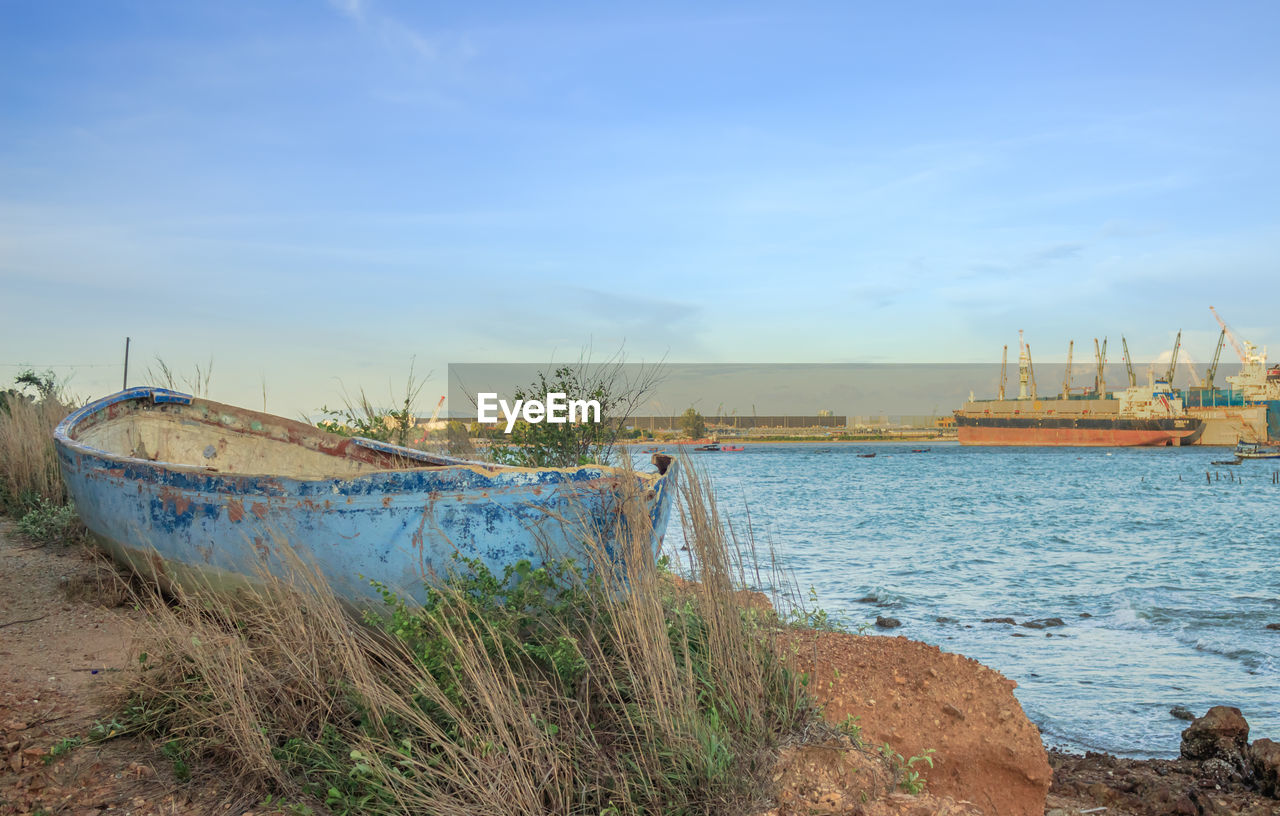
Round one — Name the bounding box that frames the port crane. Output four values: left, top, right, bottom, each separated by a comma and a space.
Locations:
1026, 346, 1037, 400
999, 345, 1008, 400
1204, 328, 1227, 390
1062, 340, 1074, 398
1210, 305, 1248, 363
1164, 330, 1182, 385
1016, 330, 1035, 399
1121, 336, 1137, 387
427, 395, 445, 424
1093, 338, 1107, 398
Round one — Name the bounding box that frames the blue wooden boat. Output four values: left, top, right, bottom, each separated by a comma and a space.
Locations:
54, 387, 678, 604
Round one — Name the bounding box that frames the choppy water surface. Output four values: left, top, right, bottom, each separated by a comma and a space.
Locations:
650, 443, 1280, 758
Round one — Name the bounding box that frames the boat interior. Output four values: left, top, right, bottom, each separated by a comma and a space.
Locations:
74, 400, 437, 479
68, 394, 674, 480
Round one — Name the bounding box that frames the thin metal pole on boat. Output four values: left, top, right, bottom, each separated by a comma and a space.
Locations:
122, 337, 130, 390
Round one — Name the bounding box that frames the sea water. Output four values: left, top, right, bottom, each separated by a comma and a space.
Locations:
649, 443, 1280, 758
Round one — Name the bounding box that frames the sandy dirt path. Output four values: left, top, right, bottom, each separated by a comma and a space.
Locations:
0, 522, 248, 816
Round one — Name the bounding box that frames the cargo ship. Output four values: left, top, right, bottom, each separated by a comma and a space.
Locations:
955, 334, 1204, 447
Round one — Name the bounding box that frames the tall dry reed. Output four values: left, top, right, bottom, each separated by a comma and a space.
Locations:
0, 394, 73, 514
114, 461, 815, 815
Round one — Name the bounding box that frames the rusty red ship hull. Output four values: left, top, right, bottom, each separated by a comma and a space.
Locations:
955, 415, 1205, 447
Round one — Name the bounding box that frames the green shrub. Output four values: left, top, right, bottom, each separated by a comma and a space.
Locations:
16, 497, 84, 546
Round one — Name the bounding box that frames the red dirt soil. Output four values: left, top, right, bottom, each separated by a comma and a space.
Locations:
782, 630, 1052, 816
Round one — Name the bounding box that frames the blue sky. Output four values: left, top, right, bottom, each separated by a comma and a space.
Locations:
3, 1, 1279, 412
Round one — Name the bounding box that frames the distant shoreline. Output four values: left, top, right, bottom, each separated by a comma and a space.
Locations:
620, 436, 956, 446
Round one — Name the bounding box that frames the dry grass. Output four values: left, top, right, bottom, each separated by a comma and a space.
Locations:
0, 394, 74, 516
112, 463, 817, 815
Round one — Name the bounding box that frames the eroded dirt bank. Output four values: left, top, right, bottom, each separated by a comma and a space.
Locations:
780, 630, 1052, 815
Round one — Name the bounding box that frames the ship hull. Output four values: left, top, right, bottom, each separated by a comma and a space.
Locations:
1186, 405, 1269, 445
955, 415, 1205, 447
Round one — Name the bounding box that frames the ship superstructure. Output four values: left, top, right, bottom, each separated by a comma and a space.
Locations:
1183, 308, 1280, 443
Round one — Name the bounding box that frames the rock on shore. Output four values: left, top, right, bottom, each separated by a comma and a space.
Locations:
1180, 705, 1250, 771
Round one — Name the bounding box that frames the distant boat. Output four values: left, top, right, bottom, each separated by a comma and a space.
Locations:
1234, 441, 1280, 459
857, 453, 876, 458
690, 442, 743, 452
910, 448, 931, 453
54, 387, 679, 606
1211, 460, 1242, 466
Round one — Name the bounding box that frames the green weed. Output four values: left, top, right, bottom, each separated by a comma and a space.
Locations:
878, 744, 936, 794
16, 497, 85, 546
44, 736, 83, 763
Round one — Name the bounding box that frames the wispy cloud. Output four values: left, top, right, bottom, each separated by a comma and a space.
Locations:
326, 0, 474, 64
328, 0, 366, 22
1100, 219, 1167, 240
963, 240, 1086, 281
460, 285, 703, 360
1028, 242, 1084, 266
845, 281, 910, 310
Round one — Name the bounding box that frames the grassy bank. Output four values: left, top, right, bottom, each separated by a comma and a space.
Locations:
98, 467, 862, 815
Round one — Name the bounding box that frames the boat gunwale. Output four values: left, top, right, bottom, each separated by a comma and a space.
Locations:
54, 387, 670, 490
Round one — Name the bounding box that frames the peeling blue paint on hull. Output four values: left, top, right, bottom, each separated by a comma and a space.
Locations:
54, 388, 678, 605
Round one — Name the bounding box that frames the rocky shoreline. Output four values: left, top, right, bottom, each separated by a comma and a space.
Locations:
1047, 706, 1280, 816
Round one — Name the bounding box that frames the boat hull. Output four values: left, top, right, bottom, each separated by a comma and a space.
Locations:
54, 388, 678, 605
954, 415, 1205, 447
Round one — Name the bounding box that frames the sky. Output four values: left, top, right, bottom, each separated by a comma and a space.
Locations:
3, 1, 1279, 414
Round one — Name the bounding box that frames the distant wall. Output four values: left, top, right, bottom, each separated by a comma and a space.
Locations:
626, 415, 846, 430
850, 415, 952, 428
